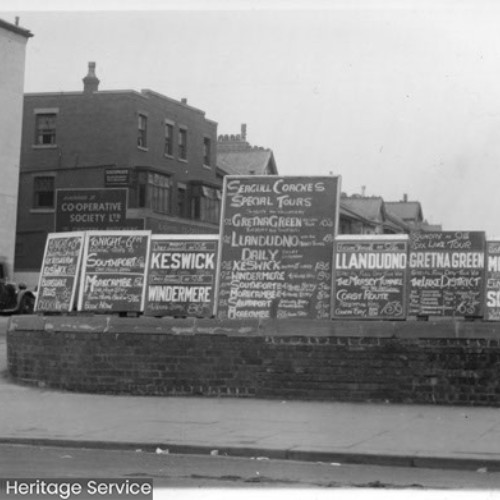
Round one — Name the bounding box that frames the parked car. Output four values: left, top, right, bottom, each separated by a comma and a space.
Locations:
0, 261, 35, 315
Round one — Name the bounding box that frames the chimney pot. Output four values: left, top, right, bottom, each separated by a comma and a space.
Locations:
241, 123, 247, 140
403, 193, 408, 202
83, 61, 100, 94
181, 98, 187, 104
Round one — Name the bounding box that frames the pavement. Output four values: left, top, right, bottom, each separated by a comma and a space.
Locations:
3, 317, 500, 471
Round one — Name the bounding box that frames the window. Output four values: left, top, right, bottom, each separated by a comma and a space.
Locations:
177, 183, 187, 217
33, 176, 55, 209
178, 128, 187, 160
138, 172, 171, 214
191, 185, 221, 224
35, 114, 57, 145
203, 137, 211, 166
164, 122, 174, 156
137, 114, 148, 148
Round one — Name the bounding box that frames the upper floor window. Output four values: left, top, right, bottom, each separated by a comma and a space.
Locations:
164, 122, 174, 156
203, 137, 211, 167
33, 176, 55, 209
35, 114, 57, 145
137, 114, 148, 148
138, 172, 171, 214
178, 128, 187, 160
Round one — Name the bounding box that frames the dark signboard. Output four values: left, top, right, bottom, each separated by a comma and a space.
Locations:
144, 235, 218, 317
55, 188, 127, 232
485, 240, 500, 321
35, 232, 85, 312
105, 168, 130, 186
332, 235, 408, 319
216, 175, 340, 320
408, 231, 486, 317
78, 230, 151, 313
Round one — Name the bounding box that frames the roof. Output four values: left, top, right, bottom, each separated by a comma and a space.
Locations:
217, 150, 277, 176
0, 18, 32, 38
341, 197, 384, 221
385, 201, 424, 222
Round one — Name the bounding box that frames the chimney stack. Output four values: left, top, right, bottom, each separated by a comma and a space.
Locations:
83, 62, 100, 94
403, 193, 408, 202
181, 98, 188, 105
241, 123, 247, 141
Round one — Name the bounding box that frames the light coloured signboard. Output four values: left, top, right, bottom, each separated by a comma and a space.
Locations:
77, 230, 151, 313
144, 234, 218, 317
485, 240, 500, 321
35, 232, 85, 313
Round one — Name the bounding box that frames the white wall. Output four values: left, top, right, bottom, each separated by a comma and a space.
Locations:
0, 23, 29, 280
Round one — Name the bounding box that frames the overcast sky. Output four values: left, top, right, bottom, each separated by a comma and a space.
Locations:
3, 0, 500, 236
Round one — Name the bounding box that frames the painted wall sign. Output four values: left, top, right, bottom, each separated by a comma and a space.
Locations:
78, 230, 151, 313
485, 240, 500, 321
35, 232, 85, 312
105, 168, 130, 186
216, 175, 340, 320
144, 235, 218, 317
408, 231, 486, 317
332, 235, 409, 319
55, 188, 127, 232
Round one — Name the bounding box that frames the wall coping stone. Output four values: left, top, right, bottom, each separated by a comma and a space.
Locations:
8, 315, 500, 339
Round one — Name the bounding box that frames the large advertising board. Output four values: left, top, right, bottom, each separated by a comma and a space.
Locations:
77, 231, 151, 313
35, 232, 85, 313
216, 175, 340, 321
332, 235, 409, 320
408, 231, 486, 317
144, 235, 218, 317
55, 188, 128, 232
485, 240, 500, 321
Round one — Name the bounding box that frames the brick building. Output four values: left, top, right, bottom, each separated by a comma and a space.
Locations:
15, 63, 222, 287
0, 17, 32, 281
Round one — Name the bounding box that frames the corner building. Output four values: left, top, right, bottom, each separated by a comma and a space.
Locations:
16, 63, 221, 287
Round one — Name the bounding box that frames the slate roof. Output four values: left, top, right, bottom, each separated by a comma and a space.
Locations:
385, 201, 424, 223
341, 197, 384, 221
217, 149, 277, 176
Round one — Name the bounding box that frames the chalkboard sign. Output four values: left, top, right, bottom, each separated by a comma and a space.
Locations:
35, 232, 85, 313
216, 175, 340, 320
408, 231, 486, 317
78, 231, 151, 313
144, 235, 218, 317
332, 235, 408, 320
485, 240, 500, 321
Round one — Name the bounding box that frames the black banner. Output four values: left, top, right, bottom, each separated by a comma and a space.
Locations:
332, 236, 408, 319
78, 231, 150, 313
144, 235, 218, 317
408, 231, 486, 317
216, 175, 340, 320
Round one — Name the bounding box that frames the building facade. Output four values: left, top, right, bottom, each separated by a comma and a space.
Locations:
15, 63, 221, 286
0, 18, 32, 282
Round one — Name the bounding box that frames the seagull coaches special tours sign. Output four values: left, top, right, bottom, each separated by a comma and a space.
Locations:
144, 235, 218, 317
332, 235, 409, 320
216, 175, 340, 321
78, 230, 151, 313
408, 231, 486, 317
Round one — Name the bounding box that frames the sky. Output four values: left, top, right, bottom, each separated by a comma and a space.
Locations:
3, 0, 500, 236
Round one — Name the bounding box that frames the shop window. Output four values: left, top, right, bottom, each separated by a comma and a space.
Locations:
33, 176, 55, 209
138, 172, 171, 214
35, 113, 57, 145
191, 185, 221, 224
137, 114, 148, 148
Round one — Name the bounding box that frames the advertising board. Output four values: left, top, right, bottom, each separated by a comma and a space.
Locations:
216, 175, 340, 320
485, 240, 500, 321
332, 235, 408, 319
35, 232, 85, 313
77, 230, 151, 313
408, 231, 486, 317
144, 235, 218, 317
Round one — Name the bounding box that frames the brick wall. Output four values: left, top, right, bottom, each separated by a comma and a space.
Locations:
7, 316, 500, 406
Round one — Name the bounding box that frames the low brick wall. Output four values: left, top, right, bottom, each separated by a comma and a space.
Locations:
7, 316, 500, 405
